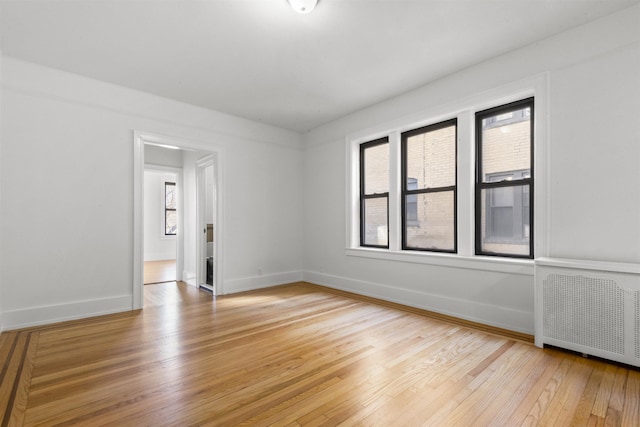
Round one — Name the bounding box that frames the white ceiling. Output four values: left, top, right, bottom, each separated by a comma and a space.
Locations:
1, 0, 638, 133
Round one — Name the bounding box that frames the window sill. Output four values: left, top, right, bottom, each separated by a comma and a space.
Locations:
345, 247, 534, 275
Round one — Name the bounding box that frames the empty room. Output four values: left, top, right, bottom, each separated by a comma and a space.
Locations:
1, 0, 640, 425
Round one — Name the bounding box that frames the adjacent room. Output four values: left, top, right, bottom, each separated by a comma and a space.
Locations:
1, 0, 639, 425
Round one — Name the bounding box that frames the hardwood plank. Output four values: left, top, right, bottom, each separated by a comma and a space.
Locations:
520, 356, 576, 426
0, 281, 638, 426
499, 349, 565, 426
534, 357, 594, 426
593, 363, 619, 417
423, 342, 533, 426
570, 363, 605, 427
621, 369, 640, 427
468, 344, 549, 426
608, 366, 628, 412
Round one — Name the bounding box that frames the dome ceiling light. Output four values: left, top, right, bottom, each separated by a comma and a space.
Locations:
288, 0, 318, 14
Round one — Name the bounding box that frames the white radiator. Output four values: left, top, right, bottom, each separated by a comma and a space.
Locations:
535, 257, 640, 367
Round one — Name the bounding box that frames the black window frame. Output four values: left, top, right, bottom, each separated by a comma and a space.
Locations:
360, 137, 390, 249
405, 177, 419, 227
164, 181, 177, 236
475, 97, 534, 259
401, 118, 458, 253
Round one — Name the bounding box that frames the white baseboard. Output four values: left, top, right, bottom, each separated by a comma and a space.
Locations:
143, 253, 176, 262
183, 270, 197, 286
223, 270, 303, 294
1, 295, 132, 331
0, 270, 531, 335
303, 270, 534, 335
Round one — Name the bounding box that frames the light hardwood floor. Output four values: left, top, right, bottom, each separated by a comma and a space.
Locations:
143, 259, 176, 284
1, 282, 639, 426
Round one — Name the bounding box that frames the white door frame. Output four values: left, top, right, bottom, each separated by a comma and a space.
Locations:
196, 155, 216, 292
133, 131, 224, 309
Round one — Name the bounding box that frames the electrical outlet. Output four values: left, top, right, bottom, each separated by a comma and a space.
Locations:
258, 267, 263, 276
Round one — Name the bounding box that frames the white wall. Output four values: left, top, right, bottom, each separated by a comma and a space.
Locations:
143, 169, 177, 262
145, 144, 183, 168
302, 5, 640, 334
0, 46, 3, 331
0, 57, 304, 329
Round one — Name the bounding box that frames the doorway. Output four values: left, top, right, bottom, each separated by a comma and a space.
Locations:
143, 168, 179, 285
133, 132, 223, 310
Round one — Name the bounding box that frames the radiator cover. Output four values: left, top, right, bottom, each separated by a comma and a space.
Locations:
535, 258, 640, 367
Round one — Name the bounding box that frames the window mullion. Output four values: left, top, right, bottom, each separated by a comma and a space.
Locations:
388, 130, 401, 251
456, 111, 473, 256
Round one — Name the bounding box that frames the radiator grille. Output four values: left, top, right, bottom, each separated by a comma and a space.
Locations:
543, 274, 624, 355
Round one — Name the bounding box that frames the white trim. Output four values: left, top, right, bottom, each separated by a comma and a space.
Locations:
133, 131, 225, 306
457, 110, 474, 257
223, 271, 304, 294
346, 73, 549, 269
183, 270, 197, 287
0, 295, 131, 331
133, 135, 144, 309
388, 131, 401, 251
535, 257, 640, 275
196, 154, 217, 293
346, 247, 533, 275
303, 270, 534, 334
537, 72, 551, 259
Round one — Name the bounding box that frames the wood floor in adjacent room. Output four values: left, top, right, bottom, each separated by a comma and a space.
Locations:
143, 259, 176, 284
1, 282, 639, 426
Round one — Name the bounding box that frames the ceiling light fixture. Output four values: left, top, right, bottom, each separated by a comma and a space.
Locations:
288, 0, 318, 14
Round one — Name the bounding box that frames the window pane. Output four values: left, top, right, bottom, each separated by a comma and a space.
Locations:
480, 106, 531, 182
363, 197, 388, 246
363, 143, 389, 194
165, 183, 176, 209
406, 124, 456, 189
479, 185, 530, 256
165, 210, 177, 235
405, 191, 455, 251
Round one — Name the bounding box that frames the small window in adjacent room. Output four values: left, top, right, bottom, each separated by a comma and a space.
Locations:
476, 98, 533, 258
360, 138, 389, 248
165, 181, 177, 236
402, 119, 457, 252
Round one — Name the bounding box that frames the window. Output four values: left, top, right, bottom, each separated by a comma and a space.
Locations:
348, 80, 543, 270
401, 119, 457, 252
165, 181, 177, 236
360, 138, 389, 248
476, 98, 533, 258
